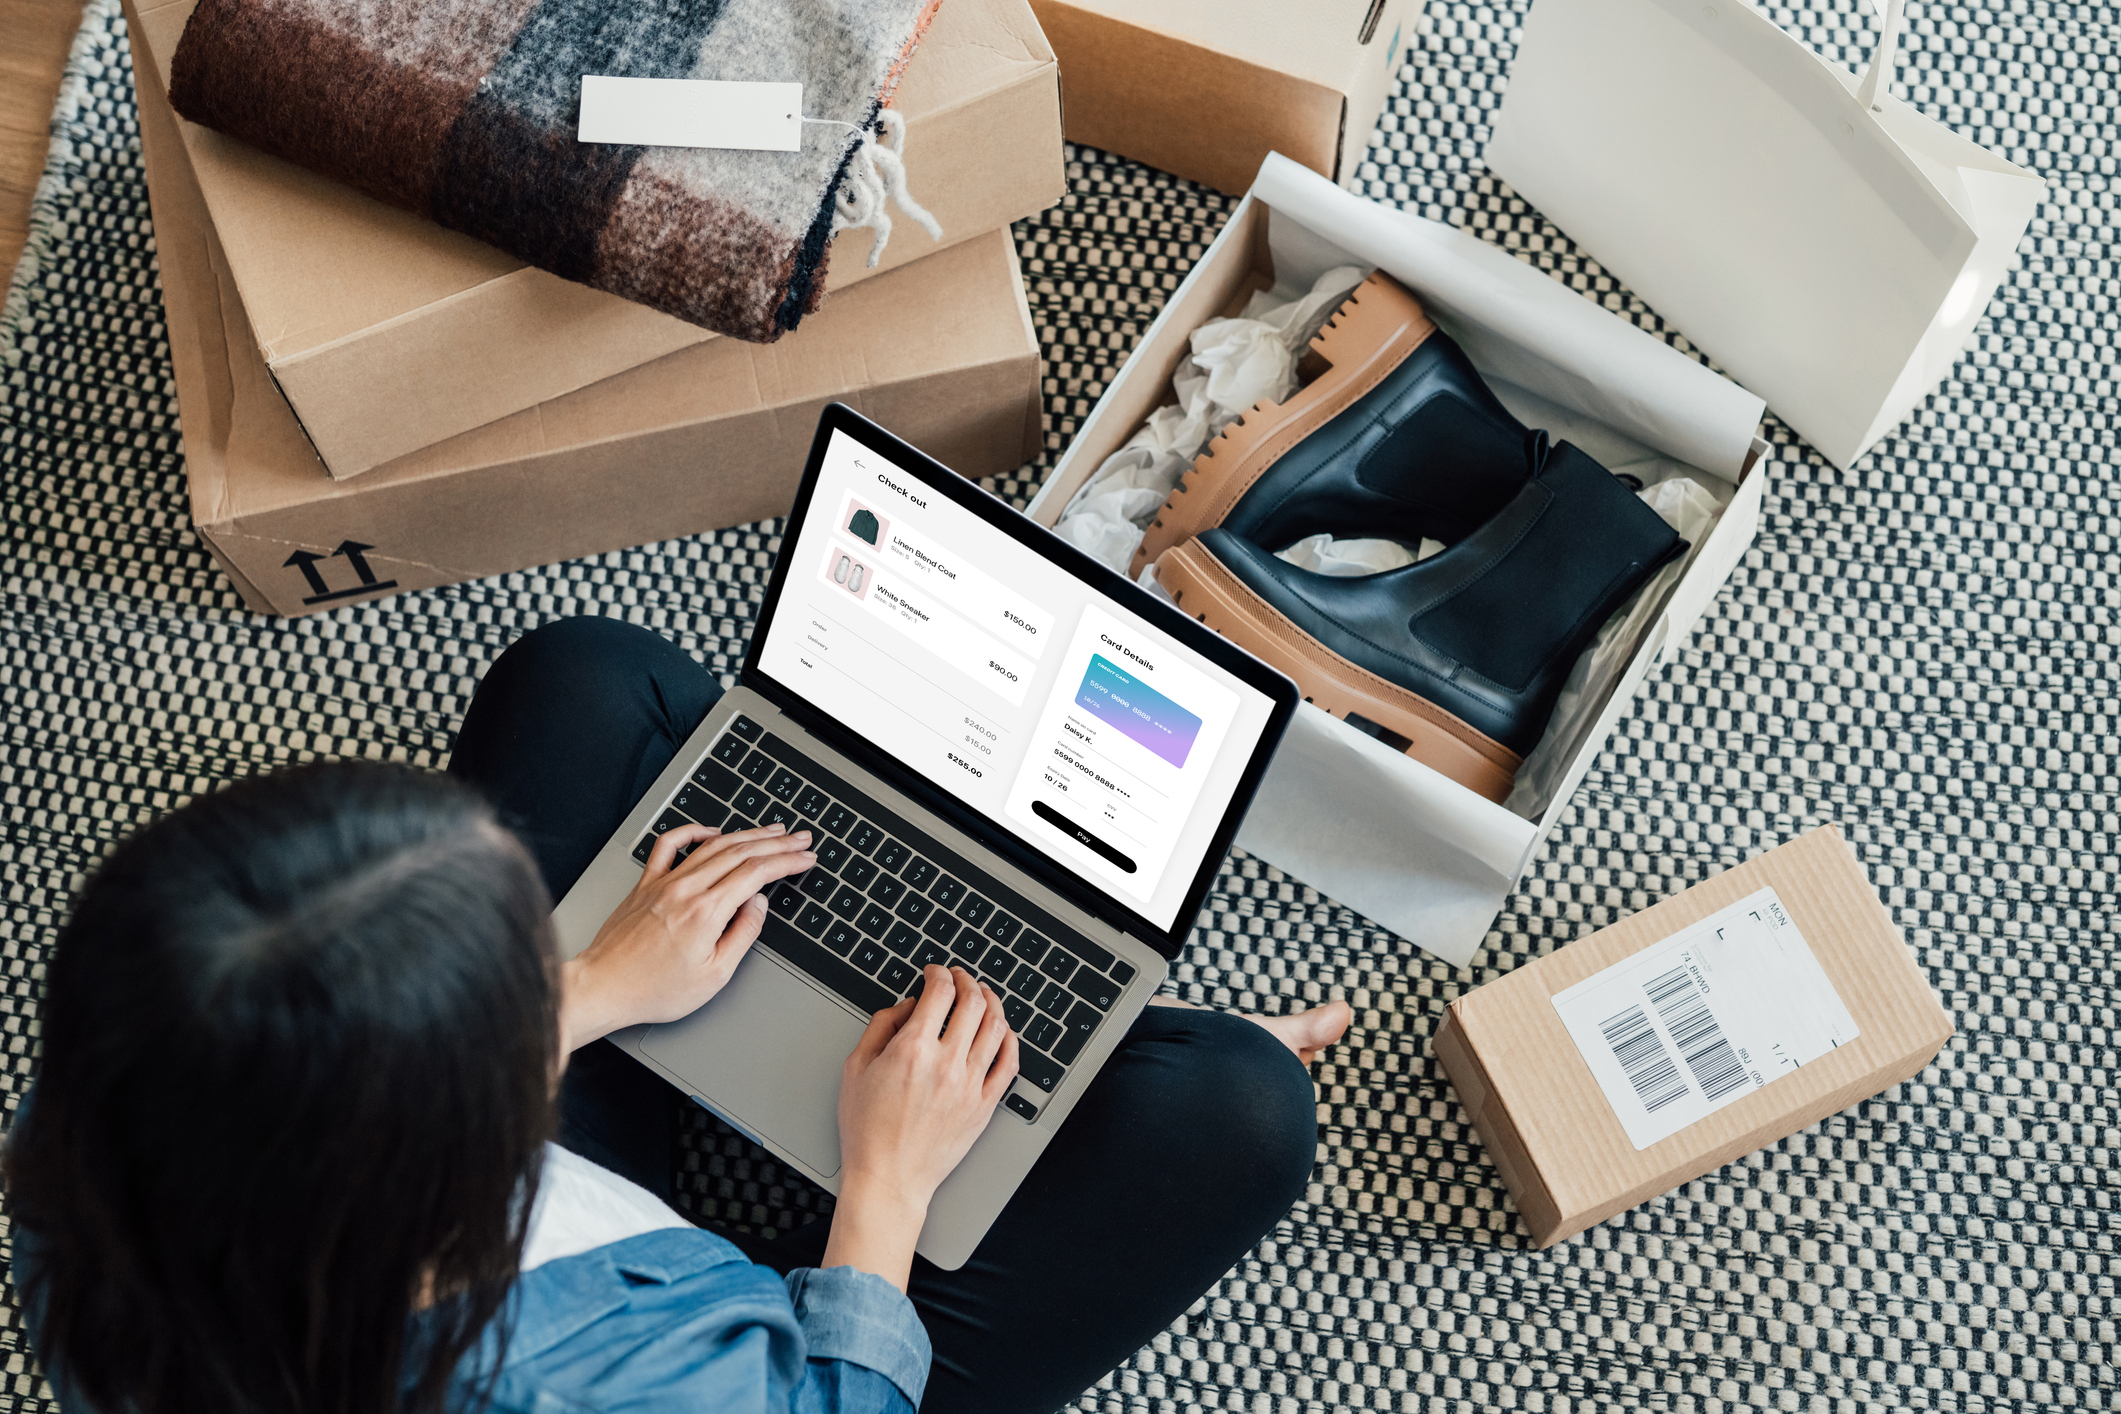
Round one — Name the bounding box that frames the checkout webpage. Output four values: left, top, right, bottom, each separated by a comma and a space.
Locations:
756, 429, 1279, 931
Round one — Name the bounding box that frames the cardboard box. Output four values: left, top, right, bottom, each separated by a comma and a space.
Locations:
125, 0, 1063, 479
135, 19, 1043, 618
1430, 827, 1954, 1247
1030, 155, 1768, 967
1028, 0, 1413, 194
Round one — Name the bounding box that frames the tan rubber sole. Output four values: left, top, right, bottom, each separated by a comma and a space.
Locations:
1158, 537, 1523, 805
1128, 271, 1438, 578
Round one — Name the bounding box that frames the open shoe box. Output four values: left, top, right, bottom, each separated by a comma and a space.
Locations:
124, 0, 1063, 480
1026, 0, 1414, 195
134, 11, 1043, 620
1026, 156, 1770, 966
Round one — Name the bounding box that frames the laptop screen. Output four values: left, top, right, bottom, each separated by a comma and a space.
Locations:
753, 422, 1285, 935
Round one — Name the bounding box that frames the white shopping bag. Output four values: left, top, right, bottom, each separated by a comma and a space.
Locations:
1485, 0, 2043, 470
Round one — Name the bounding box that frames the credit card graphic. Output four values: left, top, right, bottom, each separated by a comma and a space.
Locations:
1074, 654, 1202, 768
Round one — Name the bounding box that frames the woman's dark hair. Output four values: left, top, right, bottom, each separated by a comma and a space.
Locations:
4, 761, 559, 1414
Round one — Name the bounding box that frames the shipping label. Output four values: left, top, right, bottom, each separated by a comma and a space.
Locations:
1550, 887, 1859, 1150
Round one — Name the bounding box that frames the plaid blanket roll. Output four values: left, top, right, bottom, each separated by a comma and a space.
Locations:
169, 0, 943, 341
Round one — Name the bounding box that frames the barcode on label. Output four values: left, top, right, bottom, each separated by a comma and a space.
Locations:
1645, 964, 1750, 1102
1598, 1004, 1688, 1112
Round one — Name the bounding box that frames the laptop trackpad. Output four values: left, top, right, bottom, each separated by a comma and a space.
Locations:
638, 949, 860, 1177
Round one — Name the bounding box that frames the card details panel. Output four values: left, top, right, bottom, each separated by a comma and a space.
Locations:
1549, 887, 1860, 1151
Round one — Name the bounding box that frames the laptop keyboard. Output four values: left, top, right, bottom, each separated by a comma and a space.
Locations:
631, 714, 1140, 1119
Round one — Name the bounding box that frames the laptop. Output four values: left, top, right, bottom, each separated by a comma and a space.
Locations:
550, 404, 1298, 1268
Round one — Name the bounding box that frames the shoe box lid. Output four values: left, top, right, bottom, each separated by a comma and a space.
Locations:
1026, 0, 1416, 195
123, 0, 1062, 480
1027, 154, 1769, 967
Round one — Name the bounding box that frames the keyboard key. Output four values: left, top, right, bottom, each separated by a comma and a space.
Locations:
874, 839, 911, 873
821, 919, 860, 956
1039, 950, 1077, 985
1025, 1015, 1064, 1051
1004, 1093, 1039, 1122
848, 821, 885, 855
652, 806, 691, 836
982, 913, 1021, 946
1056, 1001, 1101, 1062
880, 958, 917, 992
739, 750, 777, 784
1063, 933, 1118, 973
1008, 964, 1044, 1001
902, 857, 938, 892
931, 876, 966, 910
842, 856, 878, 889
830, 885, 865, 919
868, 874, 905, 908
857, 903, 895, 937
822, 803, 857, 836
760, 802, 798, 830
895, 894, 933, 926
674, 784, 728, 827
724, 817, 756, 835
884, 922, 922, 957
758, 916, 894, 1015
1069, 970, 1120, 1011
711, 733, 749, 766
768, 882, 803, 918
816, 837, 853, 872
691, 759, 741, 798
735, 784, 770, 817
979, 946, 1016, 984
729, 714, 764, 742
1017, 1048, 1064, 1093
797, 902, 834, 937
922, 912, 960, 946
852, 939, 887, 974
1010, 931, 1050, 965
1108, 960, 1137, 986
913, 941, 953, 970
1036, 982, 1071, 1018
795, 785, 831, 817
949, 931, 984, 964
631, 834, 655, 864
800, 869, 837, 901
766, 768, 804, 802
958, 895, 993, 928
1003, 995, 1033, 1030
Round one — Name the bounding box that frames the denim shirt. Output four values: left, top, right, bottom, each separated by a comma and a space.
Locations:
455, 1228, 930, 1413
14, 1221, 930, 1413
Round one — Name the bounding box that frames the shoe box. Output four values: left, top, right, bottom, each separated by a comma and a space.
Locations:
1431, 826, 1953, 1247
123, 0, 1063, 479
1027, 155, 1770, 967
1028, 0, 1414, 195
134, 20, 1042, 619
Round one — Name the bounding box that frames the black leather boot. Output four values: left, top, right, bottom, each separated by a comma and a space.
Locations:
1157, 441, 1687, 803
1130, 271, 1535, 576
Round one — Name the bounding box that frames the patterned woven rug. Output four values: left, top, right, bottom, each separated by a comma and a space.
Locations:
1, 1, 2112, 1410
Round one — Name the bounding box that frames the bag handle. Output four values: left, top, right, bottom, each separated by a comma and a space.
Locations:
1856, 0, 1904, 111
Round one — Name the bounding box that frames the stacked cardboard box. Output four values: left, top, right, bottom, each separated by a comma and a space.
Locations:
124, 0, 1064, 614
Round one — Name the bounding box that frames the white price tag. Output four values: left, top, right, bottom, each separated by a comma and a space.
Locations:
577, 77, 803, 152
1550, 887, 1859, 1150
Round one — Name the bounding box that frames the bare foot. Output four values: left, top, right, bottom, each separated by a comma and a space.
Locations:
1149, 996, 1352, 1065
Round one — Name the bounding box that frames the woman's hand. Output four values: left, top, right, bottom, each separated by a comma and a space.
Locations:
822, 966, 1019, 1289
559, 823, 816, 1053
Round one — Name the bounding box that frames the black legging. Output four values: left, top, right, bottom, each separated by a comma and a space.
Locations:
449, 617, 1319, 1414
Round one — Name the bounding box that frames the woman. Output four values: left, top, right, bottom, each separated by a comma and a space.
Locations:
7, 617, 1349, 1413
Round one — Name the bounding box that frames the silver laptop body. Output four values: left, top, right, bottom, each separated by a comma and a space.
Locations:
551, 405, 1296, 1269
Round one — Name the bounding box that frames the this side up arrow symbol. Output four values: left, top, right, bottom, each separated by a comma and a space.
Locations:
283, 539, 400, 607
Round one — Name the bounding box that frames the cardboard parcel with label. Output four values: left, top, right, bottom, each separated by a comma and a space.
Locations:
1433, 827, 1953, 1247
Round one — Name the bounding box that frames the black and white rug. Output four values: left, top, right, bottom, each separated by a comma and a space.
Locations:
1, 1, 2112, 1409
